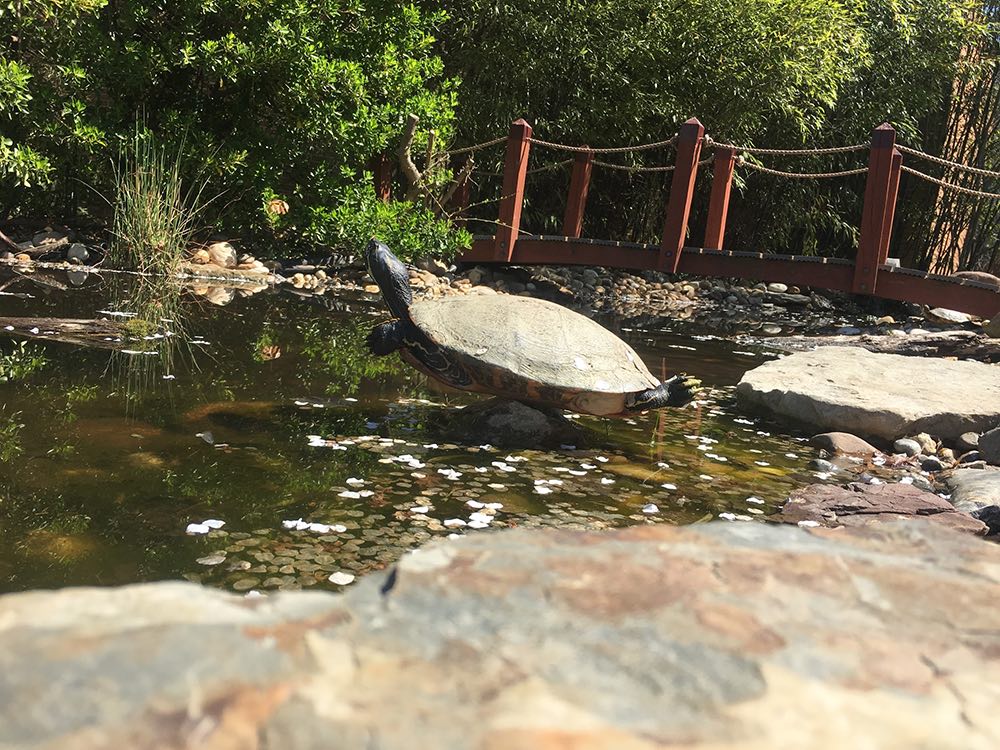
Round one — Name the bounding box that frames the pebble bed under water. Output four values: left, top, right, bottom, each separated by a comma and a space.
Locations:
0, 270, 839, 594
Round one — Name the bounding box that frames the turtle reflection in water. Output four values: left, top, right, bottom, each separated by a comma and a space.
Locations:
364, 240, 700, 417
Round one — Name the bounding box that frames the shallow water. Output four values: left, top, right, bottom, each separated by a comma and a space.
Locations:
0, 270, 832, 593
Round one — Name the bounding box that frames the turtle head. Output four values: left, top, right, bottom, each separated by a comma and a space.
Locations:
365, 239, 413, 320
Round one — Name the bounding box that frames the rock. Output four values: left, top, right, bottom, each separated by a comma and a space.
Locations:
920, 455, 945, 472
190, 248, 210, 264
927, 307, 972, 325
959, 451, 983, 464
946, 468, 1000, 512
363, 284, 380, 294
442, 398, 591, 449
957, 432, 980, 452
31, 230, 66, 245
986, 313, 1000, 338
767, 292, 811, 306
203, 287, 235, 306
810, 432, 880, 457
893, 438, 921, 457
766, 282, 788, 293
737, 347, 1000, 441
938, 447, 955, 464
973, 504, 1000, 534
2, 522, 1000, 748
415, 258, 450, 276
980, 427, 1000, 465
775, 482, 987, 535
809, 458, 835, 471
913, 432, 937, 454
14, 253, 30, 262
875, 315, 896, 325
206, 241, 237, 268
950, 270, 1000, 288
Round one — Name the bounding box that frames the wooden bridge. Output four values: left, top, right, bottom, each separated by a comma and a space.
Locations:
379, 118, 1000, 319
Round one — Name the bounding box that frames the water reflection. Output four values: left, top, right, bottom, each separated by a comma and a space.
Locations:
0, 269, 836, 594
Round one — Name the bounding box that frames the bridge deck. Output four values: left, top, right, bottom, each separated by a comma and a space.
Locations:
460, 235, 1000, 318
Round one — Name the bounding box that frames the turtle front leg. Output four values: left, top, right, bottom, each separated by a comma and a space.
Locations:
367, 320, 406, 356
624, 374, 701, 412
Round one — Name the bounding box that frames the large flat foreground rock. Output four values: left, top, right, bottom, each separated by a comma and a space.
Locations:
2, 522, 999, 749
737, 346, 1000, 441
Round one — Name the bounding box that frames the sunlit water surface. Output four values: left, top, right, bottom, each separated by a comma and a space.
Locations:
0, 272, 832, 593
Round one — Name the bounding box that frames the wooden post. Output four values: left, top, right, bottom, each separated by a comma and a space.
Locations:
452, 162, 471, 229
853, 123, 896, 294
494, 119, 532, 261
660, 118, 704, 273
879, 148, 902, 265
372, 153, 393, 203
562, 149, 594, 238
703, 145, 737, 250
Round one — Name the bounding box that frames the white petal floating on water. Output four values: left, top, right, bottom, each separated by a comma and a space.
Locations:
580, 463, 597, 470
600, 477, 615, 485
411, 506, 430, 514
346, 477, 365, 486
568, 470, 586, 477
357, 490, 374, 498
467, 520, 490, 529
785, 453, 798, 459
444, 518, 467, 527
3, 326, 13, 331
244, 590, 266, 599
487, 483, 506, 490
718, 512, 737, 521
474, 467, 488, 473
344, 397, 358, 402
469, 512, 493, 523
698, 475, 713, 481
534, 486, 553, 495
185, 523, 210, 535
656, 462, 670, 469
203, 519, 225, 529
642, 504, 659, 514
745, 496, 764, 505
328, 572, 356, 585
162, 374, 176, 380
733, 417, 755, 425
98, 309, 138, 318
797, 520, 821, 528
411, 472, 426, 479
505, 455, 527, 463
814, 471, 832, 480
308, 523, 332, 534
196, 554, 226, 566
754, 461, 770, 467
282, 518, 303, 529
332, 524, 347, 533
595, 456, 608, 463
661, 483, 677, 490
466, 500, 485, 509
339, 490, 362, 499
484, 502, 503, 510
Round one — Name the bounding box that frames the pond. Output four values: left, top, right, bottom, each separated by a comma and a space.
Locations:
0, 267, 833, 594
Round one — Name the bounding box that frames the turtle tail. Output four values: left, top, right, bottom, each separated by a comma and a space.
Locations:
625, 374, 701, 412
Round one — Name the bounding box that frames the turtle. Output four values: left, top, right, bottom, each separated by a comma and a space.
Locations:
364, 240, 700, 417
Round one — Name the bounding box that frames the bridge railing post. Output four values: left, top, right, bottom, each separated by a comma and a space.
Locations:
494, 118, 533, 261
879, 148, 902, 265
660, 118, 704, 273
562, 149, 594, 238
703, 145, 737, 250
854, 123, 896, 294
372, 153, 393, 203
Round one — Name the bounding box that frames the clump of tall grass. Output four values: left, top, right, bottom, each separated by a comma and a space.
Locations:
110, 127, 210, 276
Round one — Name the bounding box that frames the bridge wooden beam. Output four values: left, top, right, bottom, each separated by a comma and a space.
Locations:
854, 124, 897, 295
562, 149, 594, 238
494, 119, 533, 262
462, 238, 1000, 319
371, 153, 393, 203
660, 118, 704, 273
703, 145, 737, 250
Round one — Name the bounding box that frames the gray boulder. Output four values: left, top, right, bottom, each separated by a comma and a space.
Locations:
737, 347, 1000, 441
810, 431, 880, 456
980, 427, 1000, 465
1, 522, 1000, 749
946, 468, 1000, 513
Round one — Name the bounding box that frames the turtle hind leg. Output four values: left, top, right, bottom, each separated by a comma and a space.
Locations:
625, 374, 701, 412
367, 320, 405, 356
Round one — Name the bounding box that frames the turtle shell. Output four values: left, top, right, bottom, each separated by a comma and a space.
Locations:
408, 295, 659, 394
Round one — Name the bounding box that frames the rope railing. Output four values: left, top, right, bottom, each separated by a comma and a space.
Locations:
901, 165, 1000, 200
442, 136, 507, 157
896, 144, 1000, 180
472, 159, 573, 178
737, 158, 868, 179
528, 135, 677, 154
703, 135, 867, 156
592, 154, 715, 173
